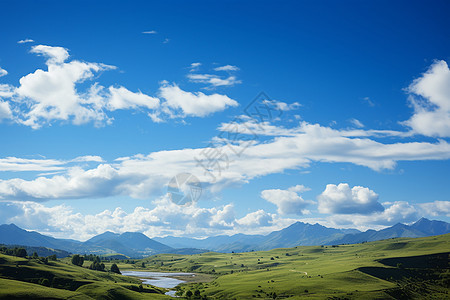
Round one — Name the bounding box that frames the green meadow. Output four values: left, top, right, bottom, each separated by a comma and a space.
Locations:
0, 234, 448, 299
137, 234, 449, 299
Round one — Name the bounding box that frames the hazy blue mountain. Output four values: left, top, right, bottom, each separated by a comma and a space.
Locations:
0, 224, 175, 257
84, 231, 173, 257
154, 233, 266, 252
0, 224, 81, 251
1, 218, 448, 256
331, 218, 450, 245
259, 222, 350, 249
155, 222, 358, 252
154, 218, 450, 252
410, 217, 450, 235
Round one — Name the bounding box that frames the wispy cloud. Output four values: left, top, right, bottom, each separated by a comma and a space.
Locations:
17, 39, 34, 44
214, 65, 239, 72
189, 62, 201, 72
0, 67, 7, 77
142, 30, 157, 34
187, 73, 241, 88
349, 118, 364, 128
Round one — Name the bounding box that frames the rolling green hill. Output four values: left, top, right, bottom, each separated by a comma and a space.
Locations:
0, 234, 448, 299
138, 234, 450, 299
0, 252, 169, 299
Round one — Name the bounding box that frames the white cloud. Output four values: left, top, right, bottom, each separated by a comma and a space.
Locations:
17, 39, 34, 44
0, 84, 15, 98
107, 86, 160, 110
0, 67, 7, 77
419, 200, 450, 217
327, 201, 418, 230
1, 44, 236, 128
362, 96, 375, 107
159, 82, 238, 117
0, 101, 12, 121
318, 183, 384, 215
403, 60, 450, 137
261, 186, 313, 215
0, 155, 102, 172
11, 46, 115, 128
142, 30, 157, 34
187, 73, 241, 88
214, 65, 239, 72
262, 99, 301, 111
237, 210, 273, 227
30, 45, 70, 65
0, 197, 244, 240
189, 63, 201, 72
350, 118, 364, 128
288, 185, 311, 193
0, 118, 449, 202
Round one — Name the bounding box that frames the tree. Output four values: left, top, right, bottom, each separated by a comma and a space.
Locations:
47, 254, 57, 261
185, 290, 193, 298
32, 252, 39, 259
15, 248, 27, 258
194, 289, 201, 297
110, 263, 121, 274
71, 254, 84, 266
89, 261, 105, 271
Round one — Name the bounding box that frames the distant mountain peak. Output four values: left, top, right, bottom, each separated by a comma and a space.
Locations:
414, 217, 431, 224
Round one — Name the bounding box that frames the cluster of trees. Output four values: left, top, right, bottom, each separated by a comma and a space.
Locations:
184, 289, 207, 299
70, 254, 120, 273
0, 246, 27, 257
1, 247, 58, 263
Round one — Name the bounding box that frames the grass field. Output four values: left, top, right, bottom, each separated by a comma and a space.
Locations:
129, 234, 449, 299
0, 234, 448, 299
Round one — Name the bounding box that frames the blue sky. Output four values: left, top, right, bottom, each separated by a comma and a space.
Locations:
0, 0, 449, 240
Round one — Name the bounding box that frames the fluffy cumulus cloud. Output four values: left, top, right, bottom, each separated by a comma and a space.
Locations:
0, 44, 239, 128
326, 201, 419, 231
318, 183, 384, 215
0, 198, 281, 240
419, 200, 450, 217
261, 186, 313, 215
237, 210, 273, 227
107, 86, 159, 111
158, 82, 238, 117
403, 60, 450, 137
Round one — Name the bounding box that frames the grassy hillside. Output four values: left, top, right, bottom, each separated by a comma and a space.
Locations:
0, 234, 448, 299
0, 253, 169, 299
133, 234, 450, 299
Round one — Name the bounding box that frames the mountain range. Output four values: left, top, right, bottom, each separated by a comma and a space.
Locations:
0, 218, 448, 257
154, 218, 450, 252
